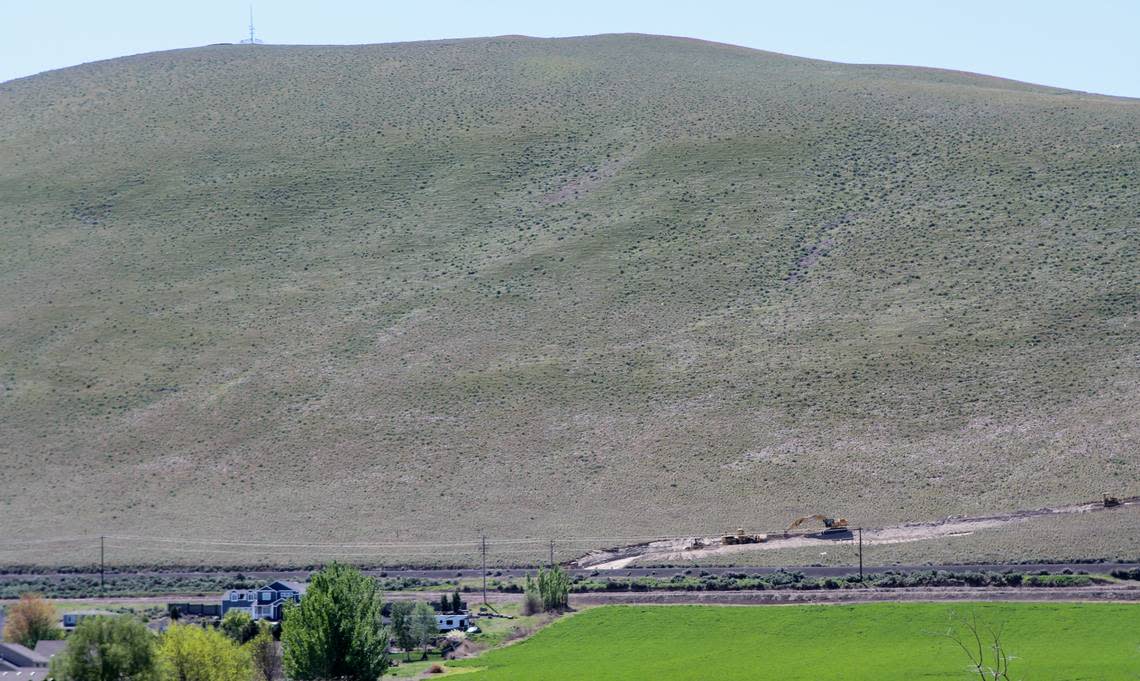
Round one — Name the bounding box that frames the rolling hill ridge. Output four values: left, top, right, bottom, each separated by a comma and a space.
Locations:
0, 34, 1137, 565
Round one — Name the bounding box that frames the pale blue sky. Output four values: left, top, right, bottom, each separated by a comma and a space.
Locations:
2, 1, 1138, 97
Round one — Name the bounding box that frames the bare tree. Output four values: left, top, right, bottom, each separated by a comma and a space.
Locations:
248, 621, 281, 681
941, 611, 1018, 681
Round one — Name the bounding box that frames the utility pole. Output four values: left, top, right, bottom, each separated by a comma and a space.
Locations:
100, 536, 105, 594
858, 527, 863, 583
481, 534, 487, 605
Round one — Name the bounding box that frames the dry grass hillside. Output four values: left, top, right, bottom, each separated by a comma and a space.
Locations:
0, 34, 1136, 566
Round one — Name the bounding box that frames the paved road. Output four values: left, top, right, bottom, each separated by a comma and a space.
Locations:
3, 563, 1136, 583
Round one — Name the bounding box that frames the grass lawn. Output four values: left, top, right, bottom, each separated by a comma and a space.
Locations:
382, 601, 550, 677
386, 657, 476, 678
450, 603, 1140, 680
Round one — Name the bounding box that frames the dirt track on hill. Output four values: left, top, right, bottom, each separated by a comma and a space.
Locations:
576, 497, 1140, 569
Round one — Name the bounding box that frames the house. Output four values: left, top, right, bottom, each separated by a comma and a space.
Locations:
222, 580, 305, 621
61, 609, 119, 629
32, 640, 66, 663
0, 642, 50, 677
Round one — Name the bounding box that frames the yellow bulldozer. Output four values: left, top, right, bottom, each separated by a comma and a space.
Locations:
785, 514, 850, 535
721, 528, 767, 545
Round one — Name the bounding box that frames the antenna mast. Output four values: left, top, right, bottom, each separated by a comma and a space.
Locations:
241, 5, 263, 44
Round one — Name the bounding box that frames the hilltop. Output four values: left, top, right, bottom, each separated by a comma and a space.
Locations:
0, 34, 1136, 566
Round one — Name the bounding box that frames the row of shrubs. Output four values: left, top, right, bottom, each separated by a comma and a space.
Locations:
1, 568, 1112, 599
0, 574, 252, 599
560, 570, 1102, 592
0, 571, 456, 599
471, 569, 1102, 594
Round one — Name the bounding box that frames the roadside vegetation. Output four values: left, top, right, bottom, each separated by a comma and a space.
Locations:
565, 568, 1112, 592
0, 572, 458, 599
0, 566, 1122, 600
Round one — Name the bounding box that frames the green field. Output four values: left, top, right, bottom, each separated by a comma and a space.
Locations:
452, 603, 1140, 680
1, 34, 1137, 566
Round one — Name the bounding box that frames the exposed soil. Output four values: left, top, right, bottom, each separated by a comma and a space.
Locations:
443, 639, 484, 660
541, 153, 634, 204
575, 497, 1140, 569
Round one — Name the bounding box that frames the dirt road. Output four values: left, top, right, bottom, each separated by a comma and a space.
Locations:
575, 496, 1140, 569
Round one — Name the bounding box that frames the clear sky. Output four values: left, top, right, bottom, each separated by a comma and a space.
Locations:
2, 0, 1138, 97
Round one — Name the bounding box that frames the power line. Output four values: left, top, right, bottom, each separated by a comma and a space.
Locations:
0, 537, 92, 548
92, 532, 694, 549
102, 535, 485, 549
96, 542, 555, 558
0, 525, 857, 561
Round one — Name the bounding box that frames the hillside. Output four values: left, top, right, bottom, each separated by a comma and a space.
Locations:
0, 34, 1136, 566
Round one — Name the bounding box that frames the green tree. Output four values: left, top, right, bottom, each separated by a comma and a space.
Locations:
388, 601, 415, 662
537, 566, 570, 612
438, 594, 450, 614
157, 623, 250, 681
450, 591, 463, 614
219, 610, 257, 645
245, 621, 280, 681
50, 616, 157, 681
410, 603, 438, 661
1, 593, 62, 648
281, 563, 389, 681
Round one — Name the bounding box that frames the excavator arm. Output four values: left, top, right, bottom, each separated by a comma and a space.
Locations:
786, 514, 829, 532
786, 514, 849, 533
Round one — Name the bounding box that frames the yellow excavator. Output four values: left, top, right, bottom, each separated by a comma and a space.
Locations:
786, 514, 850, 535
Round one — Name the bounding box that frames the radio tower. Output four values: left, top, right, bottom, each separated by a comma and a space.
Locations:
241, 5, 263, 44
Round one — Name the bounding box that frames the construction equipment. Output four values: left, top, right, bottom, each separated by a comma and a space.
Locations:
1104, 494, 1122, 508
786, 514, 850, 535
721, 528, 767, 545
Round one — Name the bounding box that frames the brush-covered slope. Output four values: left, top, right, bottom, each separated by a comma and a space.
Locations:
0, 35, 1136, 565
